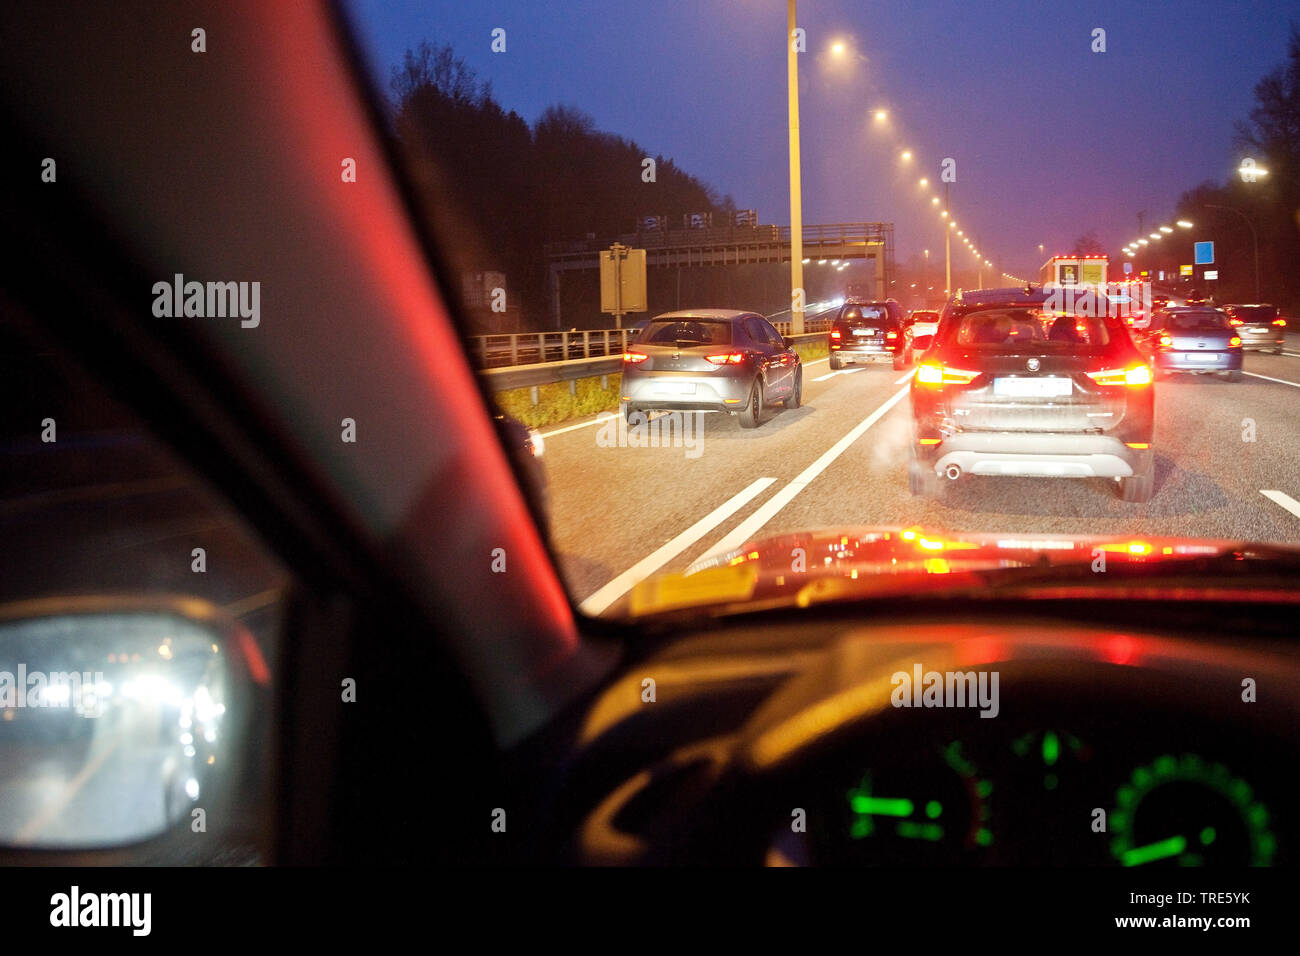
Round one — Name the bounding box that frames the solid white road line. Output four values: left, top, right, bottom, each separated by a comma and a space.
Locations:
1243, 371, 1300, 389
578, 476, 778, 616
894, 371, 914, 385
812, 367, 864, 382
1281, 351, 1300, 359
1260, 490, 1300, 519
699, 385, 911, 560
538, 412, 617, 439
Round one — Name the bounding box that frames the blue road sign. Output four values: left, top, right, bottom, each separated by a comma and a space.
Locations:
1194, 241, 1214, 265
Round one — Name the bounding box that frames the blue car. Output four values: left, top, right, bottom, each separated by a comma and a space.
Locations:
1140, 308, 1243, 382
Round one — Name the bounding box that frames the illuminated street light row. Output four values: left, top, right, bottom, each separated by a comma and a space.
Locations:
1122, 219, 1193, 257
834, 38, 995, 289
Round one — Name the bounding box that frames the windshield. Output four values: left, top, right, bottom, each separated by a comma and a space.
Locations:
341, 1, 1300, 620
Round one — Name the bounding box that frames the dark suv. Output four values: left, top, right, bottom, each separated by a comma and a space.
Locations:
829, 298, 911, 370
908, 287, 1156, 502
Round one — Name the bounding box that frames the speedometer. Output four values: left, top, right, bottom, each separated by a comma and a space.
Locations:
1109, 754, 1277, 866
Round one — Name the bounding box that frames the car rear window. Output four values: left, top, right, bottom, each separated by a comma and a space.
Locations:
840, 305, 891, 325
1229, 306, 1277, 322
953, 308, 1112, 349
643, 319, 732, 345
1168, 311, 1232, 331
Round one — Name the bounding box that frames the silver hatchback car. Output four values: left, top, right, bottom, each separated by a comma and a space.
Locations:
620, 310, 802, 428
1223, 304, 1286, 354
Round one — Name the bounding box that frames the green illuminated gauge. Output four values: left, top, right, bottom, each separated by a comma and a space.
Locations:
844, 741, 993, 860
1011, 729, 1089, 791
1109, 754, 1276, 867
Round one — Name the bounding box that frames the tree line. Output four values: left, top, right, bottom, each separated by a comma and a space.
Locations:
387, 41, 733, 329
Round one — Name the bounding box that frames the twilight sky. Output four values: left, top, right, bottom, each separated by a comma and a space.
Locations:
345, 0, 1292, 277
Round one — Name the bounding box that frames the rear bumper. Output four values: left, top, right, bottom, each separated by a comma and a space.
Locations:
918, 432, 1146, 479
832, 346, 895, 364
1236, 332, 1283, 351
1154, 350, 1242, 372
622, 369, 752, 410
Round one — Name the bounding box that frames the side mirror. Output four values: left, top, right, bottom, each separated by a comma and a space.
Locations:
0, 596, 259, 851
911, 334, 934, 352
782, 336, 794, 349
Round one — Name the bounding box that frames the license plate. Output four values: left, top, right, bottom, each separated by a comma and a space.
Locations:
993, 377, 1072, 397
653, 380, 696, 393
913, 324, 937, 336
853, 328, 876, 336
1186, 353, 1217, 362
1250, 327, 1269, 334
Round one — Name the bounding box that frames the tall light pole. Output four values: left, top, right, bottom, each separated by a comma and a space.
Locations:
1204, 203, 1260, 301
786, 0, 804, 333
944, 182, 951, 292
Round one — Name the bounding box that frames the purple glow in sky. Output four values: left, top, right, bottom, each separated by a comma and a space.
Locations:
345, 0, 1291, 276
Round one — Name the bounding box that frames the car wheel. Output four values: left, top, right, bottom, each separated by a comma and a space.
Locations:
1119, 452, 1154, 503
784, 369, 802, 409
829, 354, 843, 370
908, 459, 941, 498
738, 379, 763, 429
1223, 369, 1243, 383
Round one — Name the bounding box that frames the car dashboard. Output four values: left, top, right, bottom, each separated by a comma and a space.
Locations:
562, 609, 1298, 867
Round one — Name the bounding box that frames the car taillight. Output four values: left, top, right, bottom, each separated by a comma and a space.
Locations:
830, 329, 842, 340
1228, 318, 1243, 326
1273, 318, 1287, 327
1158, 334, 1173, 347
622, 350, 649, 363
886, 330, 898, 339
915, 362, 979, 386
705, 352, 746, 365
1228, 336, 1242, 347
1087, 365, 1152, 387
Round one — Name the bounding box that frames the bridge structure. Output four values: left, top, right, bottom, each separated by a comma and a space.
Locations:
544, 222, 895, 327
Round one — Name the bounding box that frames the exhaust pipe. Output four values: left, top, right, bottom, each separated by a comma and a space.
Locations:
945, 464, 962, 480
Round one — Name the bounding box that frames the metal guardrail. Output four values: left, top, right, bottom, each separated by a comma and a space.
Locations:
472, 315, 834, 369
480, 332, 830, 397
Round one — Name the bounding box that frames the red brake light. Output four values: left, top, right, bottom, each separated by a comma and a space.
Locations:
1273, 318, 1287, 327
916, 362, 979, 386
622, 350, 649, 364
1158, 334, 1173, 347
705, 352, 746, 365
1228, 318, 1243, 326
1228, 336, 1242, 347
886, 330, 898, 339
830, 329, 842, 340
1087, 365, 1152, 387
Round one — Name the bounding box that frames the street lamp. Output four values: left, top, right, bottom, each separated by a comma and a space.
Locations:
786, 0, 804, 333
1204, 203, 1261, 301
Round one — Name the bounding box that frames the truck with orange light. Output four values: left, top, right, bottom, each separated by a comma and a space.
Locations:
1040, 255, 1108, 293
